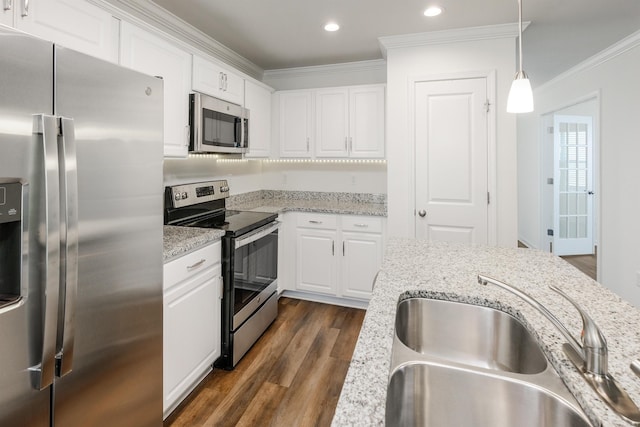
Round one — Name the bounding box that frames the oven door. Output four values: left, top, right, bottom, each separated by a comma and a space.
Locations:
231, 221, 279, 330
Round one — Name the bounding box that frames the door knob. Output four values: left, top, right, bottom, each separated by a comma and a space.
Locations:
418, 210, 427, 217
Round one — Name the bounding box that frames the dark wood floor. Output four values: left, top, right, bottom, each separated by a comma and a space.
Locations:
518, 241, 597, 280
164, 297, 366, 427
561, 254, 597, 280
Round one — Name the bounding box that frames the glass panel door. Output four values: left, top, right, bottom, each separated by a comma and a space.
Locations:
553, 115, 594, 255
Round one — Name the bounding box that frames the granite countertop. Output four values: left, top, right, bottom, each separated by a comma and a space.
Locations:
163, 225, 225, 262
227, 190, 387, 217
332, 238, 640, 427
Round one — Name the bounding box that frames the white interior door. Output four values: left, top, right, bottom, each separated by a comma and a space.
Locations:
553, 115, 594, 255
414, 78, 488, 244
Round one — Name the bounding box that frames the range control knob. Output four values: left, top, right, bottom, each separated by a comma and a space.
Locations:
181, 192, 188, 200
174, 193, 181, 201
220, 186, 229, 193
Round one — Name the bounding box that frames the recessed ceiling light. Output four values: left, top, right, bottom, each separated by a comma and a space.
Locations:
324, 22, 340, 32
423, 6, 443, 17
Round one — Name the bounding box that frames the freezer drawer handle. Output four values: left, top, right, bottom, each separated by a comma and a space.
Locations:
55, 117, 79, 378
28, 115, 61, 390
3, 0, 12, 12
21, 0, 27, 16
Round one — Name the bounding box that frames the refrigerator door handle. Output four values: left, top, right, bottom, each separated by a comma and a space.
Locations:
55, 117, 78, 377
28, 114, 61, 390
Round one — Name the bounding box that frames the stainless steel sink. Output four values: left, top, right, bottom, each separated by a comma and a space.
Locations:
386, 363, 592, 427
395, 298, 547, 374
387, 297, 593, 427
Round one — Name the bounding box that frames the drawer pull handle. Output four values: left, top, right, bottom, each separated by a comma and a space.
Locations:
309, 220, 322, 224
186, 259, 206, 271
354, 223, 369, 228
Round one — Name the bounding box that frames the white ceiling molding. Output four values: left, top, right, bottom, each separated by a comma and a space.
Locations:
91, 0, 264, 80
536, 28, 640, 93
378, 22, 525, 58
263, 59, 387, 82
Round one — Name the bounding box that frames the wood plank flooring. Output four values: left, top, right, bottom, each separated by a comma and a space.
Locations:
561, 254, 597, 280
164, 297, 366, 427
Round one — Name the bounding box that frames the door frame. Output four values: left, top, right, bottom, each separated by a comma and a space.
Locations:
407, 70, 497, 245
538, 91, 601, 278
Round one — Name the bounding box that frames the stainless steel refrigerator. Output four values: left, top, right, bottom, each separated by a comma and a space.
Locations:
0, 26, 163, 426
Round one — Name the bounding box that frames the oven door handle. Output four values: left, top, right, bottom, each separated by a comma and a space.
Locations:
234, 221, 280, 250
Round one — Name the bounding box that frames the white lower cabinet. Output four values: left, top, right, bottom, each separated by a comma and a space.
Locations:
294, 212, 384, 302
163, 241, 222, 419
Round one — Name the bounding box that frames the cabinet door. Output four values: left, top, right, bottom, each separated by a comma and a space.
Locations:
14, 0, 117, 62
163, 271, 221, 417
221, 69, 244, 105
296, 228, 337, 295
1, 3, 13, 26
349, 85, 385, 158
120, 21, 191, 157
192, 55, 244, 105
341, 231, 383, 299
279, 91, 313, 157
244, 79, 272, 158
315, 88, 349, 158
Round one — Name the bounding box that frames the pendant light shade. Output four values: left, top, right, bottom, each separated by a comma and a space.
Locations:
507, 0, 534, 113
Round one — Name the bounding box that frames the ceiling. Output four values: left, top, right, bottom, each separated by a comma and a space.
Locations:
151, 0, 640, 87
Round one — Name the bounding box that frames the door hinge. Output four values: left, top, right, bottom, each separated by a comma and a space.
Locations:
487, 192, 490, 205
547, 126, 554, 134
484, 100, 491, 113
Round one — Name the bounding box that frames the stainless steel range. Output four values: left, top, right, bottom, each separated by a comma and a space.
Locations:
164, 180, 279, 369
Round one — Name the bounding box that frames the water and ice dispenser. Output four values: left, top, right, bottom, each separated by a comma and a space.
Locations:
0, 179, 24, 309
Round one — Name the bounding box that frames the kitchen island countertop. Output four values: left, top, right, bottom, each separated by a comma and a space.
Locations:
163, 225, 225, 262
332, 238, 640, 427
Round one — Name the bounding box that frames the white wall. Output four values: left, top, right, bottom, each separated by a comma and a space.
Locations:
163, 157, 387, 195
163, 157, 264, 195
261, 161, 387, 193
517, 32, 640, 305
385, 37, 518, 246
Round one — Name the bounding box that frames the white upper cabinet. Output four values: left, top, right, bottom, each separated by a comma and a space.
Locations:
244, 79, 273, 158
192, 55, 244, 105
278, 90, 314, 157
315, 88, 349, 157
349, 85, 385, 158
316, 85, 385, 158
10, 0, 118, 62
1, 2, 13, 26
277, 84, 385, 159
120, 21, 191, 158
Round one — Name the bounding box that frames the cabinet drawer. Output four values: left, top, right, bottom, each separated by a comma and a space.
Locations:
164, 241, 221, 290
341, 215, 383, 233
296, 212, 338, 229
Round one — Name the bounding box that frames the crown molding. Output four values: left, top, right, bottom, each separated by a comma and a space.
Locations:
378, 22, 526, 58
536, 28, 640, 92
263, 59, 387, 81
90, 0, 264, 80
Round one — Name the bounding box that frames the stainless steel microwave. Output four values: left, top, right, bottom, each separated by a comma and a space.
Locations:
189, 92, 249, 154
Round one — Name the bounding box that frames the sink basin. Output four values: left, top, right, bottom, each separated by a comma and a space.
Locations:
385, 363, 592, 427
395, 298, 547, 374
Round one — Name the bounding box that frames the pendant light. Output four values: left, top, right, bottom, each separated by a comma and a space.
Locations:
507, 0, 534, 113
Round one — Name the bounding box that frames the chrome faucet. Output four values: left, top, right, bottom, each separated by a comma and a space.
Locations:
477, 274, 640, 424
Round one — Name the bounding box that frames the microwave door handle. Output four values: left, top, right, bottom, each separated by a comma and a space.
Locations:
28, 114, 61, 390
55, 117, 78, 378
